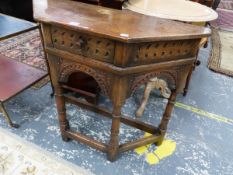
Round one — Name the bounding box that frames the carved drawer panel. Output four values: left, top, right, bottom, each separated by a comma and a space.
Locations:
133, 39, 199, 63
51, 27, 115, 63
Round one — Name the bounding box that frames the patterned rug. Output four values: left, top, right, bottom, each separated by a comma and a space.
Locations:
219, 0, 233, 10
208, 4, 233, 76
0, 127, 93, 175
0, 29, 49, 88
208, 28, 233, 77
210, 8, 233, 31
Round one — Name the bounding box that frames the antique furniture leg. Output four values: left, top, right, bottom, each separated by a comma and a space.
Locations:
183, 37, 207, 96
55, 85, 70, 141
157, 90, 177, 146
136, 78, 171, 118
183, 58, 201, 96
0, 102, 19, 128
108, 77, 127, 161
46, 53, 70, 141
38, 24, 55, 97
183, 66, 194, 96
108, 105, 121, 161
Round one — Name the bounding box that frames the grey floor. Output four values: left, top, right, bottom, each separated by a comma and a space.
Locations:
0, 44, 233, 175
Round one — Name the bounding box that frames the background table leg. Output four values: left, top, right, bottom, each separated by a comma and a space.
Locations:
0, 102, 19, 128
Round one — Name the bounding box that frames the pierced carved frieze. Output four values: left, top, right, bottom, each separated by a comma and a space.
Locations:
59, 61, 112, 96
51, 27, 115, 63
132, 39, 199, 64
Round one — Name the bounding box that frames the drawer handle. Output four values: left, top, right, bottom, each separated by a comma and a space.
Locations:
76, 38, 85, 49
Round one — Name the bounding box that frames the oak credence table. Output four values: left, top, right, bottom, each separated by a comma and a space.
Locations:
33, 0, 211, 161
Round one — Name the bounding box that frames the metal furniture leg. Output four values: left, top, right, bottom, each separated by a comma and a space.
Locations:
0, 102, 19, 128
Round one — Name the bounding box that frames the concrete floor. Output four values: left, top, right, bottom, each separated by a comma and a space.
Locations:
0, 44, 233, 175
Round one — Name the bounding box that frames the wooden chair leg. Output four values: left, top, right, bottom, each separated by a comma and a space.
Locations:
0, 102, 19, 128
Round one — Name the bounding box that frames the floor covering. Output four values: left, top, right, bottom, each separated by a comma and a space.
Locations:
208, 28, 233, 77
0, 127, 93, 175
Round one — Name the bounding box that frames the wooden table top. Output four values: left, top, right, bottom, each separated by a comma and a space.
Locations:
0, 55, 47, 102
33, 0, 211, 43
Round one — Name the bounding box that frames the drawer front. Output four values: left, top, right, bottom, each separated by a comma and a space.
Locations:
51, 26, 115, 63
130, 39, 200, 65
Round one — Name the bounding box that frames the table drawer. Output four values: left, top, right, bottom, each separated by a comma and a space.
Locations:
130, 39, 200, 66
51, 26, 115, 63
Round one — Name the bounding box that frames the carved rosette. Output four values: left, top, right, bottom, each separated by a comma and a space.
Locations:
59, 61, 111, 97
130, 71, 177, 95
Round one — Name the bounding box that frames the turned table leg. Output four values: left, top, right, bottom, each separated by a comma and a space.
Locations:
157, 90, 176, 146
107, 104, 122, 161
183, 58, 201, 96
0, 102, 19, 128
183, 66, 193, 96
55, 86, 70, 141
183, 37, 206, 96
107, 77, 128, 161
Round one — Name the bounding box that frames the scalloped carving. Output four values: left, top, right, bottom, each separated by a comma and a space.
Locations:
59, 62, 111, 96
130, 71, 177, 94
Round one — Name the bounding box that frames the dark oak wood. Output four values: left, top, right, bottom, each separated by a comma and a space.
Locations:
64, 94, 159, 133
119, 135, 160, 153
66, 129, 108, 152
33, 0, 210, 43
34, 0, 211, 161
